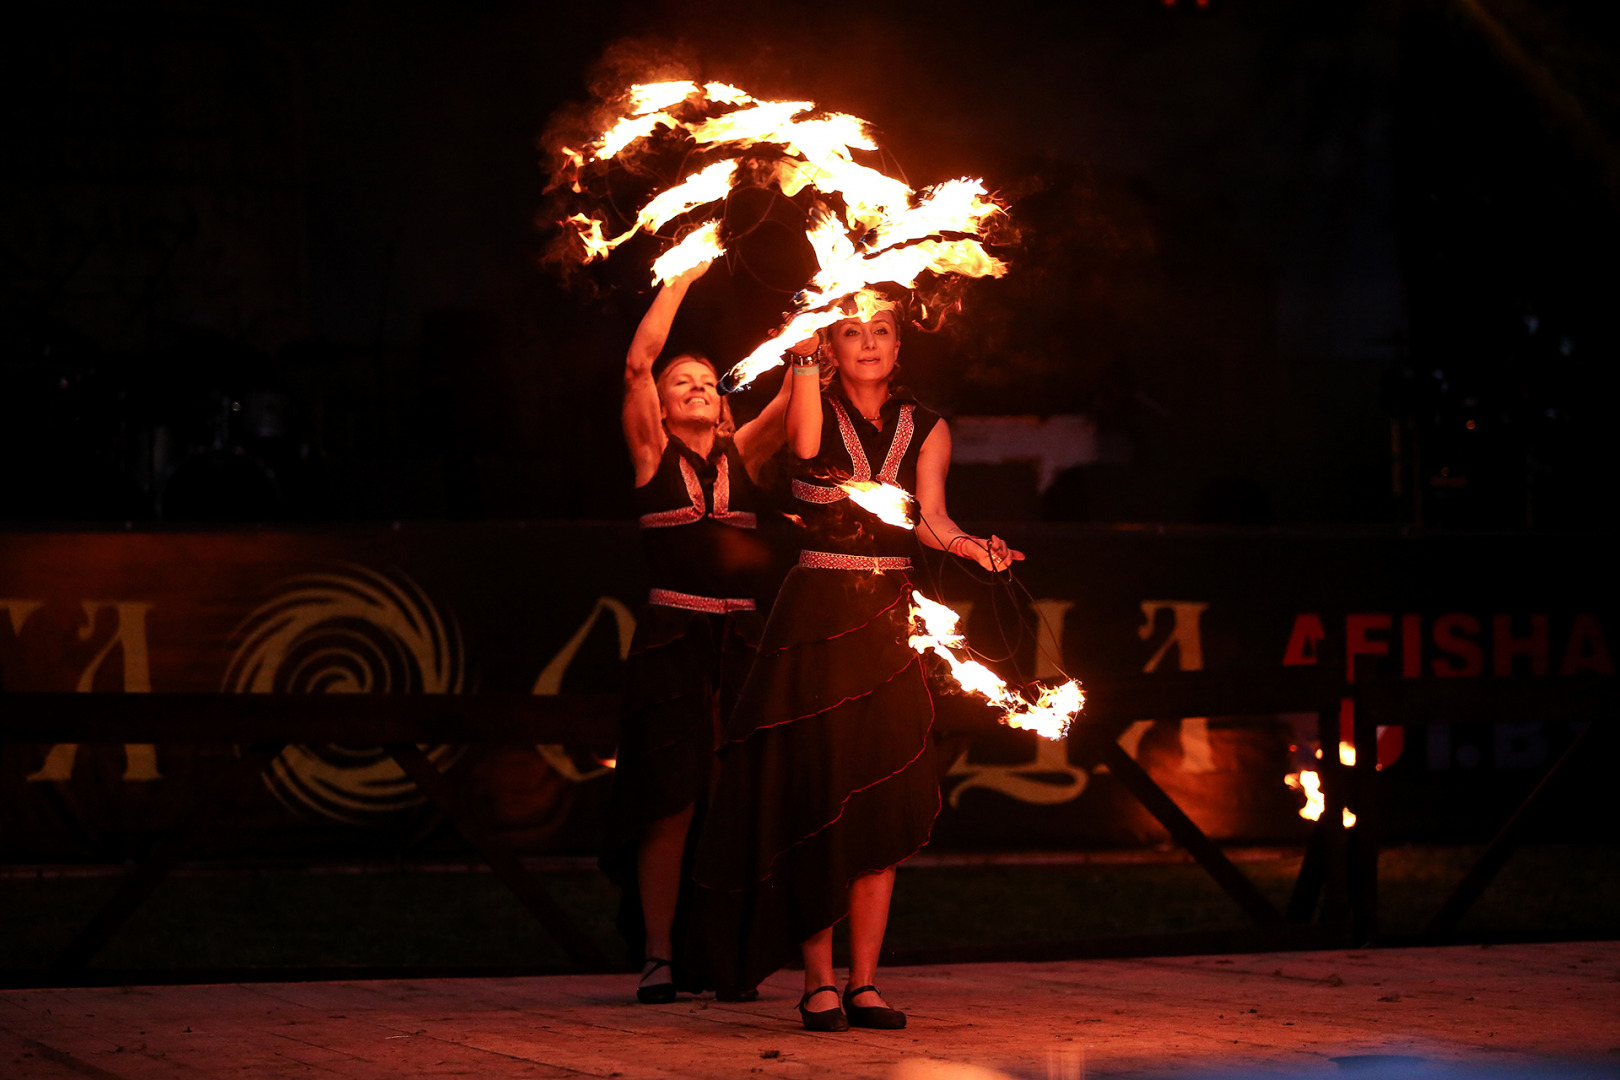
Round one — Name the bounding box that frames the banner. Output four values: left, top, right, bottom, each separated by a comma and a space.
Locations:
0, 526, 1610, 860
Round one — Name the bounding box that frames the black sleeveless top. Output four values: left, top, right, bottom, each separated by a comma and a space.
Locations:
791, 387, 941, 561
634, 435, 772, 600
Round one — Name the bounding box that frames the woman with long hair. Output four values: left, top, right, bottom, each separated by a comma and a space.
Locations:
694, 298, 1020, 1029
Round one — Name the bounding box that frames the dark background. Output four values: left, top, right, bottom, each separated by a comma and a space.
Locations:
3, 0, 1616, 530
4, 2, 1618, 969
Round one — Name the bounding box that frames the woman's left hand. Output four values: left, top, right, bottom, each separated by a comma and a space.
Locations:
969, 534, 1024, 573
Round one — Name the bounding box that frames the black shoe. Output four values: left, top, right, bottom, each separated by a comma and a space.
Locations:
797, 985, 849, 1032
842, 984, 906, 1029
636, 958, 676, 1004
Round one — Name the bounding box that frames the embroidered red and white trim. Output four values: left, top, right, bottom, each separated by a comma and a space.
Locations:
829, 399, 871, 482
791, 478, 846, 504
796, 402, 917, 508
639, 455, 756, 529
708, 454, 756, 528
798, 550, 913, 572
648, 588, 757, 613
876, 404, 915, 484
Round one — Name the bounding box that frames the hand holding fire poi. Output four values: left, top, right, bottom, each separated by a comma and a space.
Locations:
804, 469, 1074, 740
964, 534, 1023, 575
548, 79, 1010, 392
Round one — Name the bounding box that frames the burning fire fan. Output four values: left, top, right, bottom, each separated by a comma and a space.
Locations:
547, 79, 1011, 390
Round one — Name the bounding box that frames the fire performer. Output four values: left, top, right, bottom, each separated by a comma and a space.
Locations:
602, 259, 796, 1004
693, 298, 1020, 1030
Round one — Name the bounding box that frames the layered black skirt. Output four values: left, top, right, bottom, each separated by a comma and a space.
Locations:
690, 565, 940, 996
600, 603, 762, 964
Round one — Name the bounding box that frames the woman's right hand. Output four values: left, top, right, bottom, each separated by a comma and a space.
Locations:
959, 534, 1025, 573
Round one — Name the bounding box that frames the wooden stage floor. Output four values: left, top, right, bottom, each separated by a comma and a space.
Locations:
3, 943, 1616, 1078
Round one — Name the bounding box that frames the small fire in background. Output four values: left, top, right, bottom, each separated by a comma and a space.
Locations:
1285, 739, 1358, 827
1285, 770, 1325, 821
840, 480, 915, 528
549, 79, 1010, 391
909, 591, 1083, 740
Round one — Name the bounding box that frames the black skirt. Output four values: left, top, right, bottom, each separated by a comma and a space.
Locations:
600, 604, 762, 965
690, 565, 940, 996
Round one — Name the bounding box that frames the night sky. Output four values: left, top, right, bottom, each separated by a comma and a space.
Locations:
3, 0, 1615, 528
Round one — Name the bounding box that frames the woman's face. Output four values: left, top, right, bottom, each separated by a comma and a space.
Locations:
827, 311, 900, 385
658, 357, 721, 427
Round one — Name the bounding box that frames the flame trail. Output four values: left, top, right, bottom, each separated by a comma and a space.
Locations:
839, 480, 915, 528
553, 80, 1009, 376
908, 591, 1083, 741
650, 220, 724, 284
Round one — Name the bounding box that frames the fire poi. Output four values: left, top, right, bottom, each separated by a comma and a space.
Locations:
909, 592, 1083, 741
550, 79, 1011, 391
551, 78, 1083, 741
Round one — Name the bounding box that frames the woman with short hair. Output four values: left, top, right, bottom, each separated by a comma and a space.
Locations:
603, 261, 793, 1003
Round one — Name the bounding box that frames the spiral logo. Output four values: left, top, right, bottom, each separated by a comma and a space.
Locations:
225, 565, 464, 823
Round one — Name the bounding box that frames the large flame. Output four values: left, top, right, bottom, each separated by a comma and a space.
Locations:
556, 80, 1009, 383
651, 220, 725, 285
908, 591, 1083, 741
840, 480, 915, 528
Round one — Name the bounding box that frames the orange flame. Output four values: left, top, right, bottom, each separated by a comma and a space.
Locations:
1285, 770, 1325, 822
908, 591, 1082, 741
596, 111, 678, 159
626, 81, 701, 115
558, 80, 1010, 391
839, 480, 915, 528
650, 221, 724, 284
564, 214, 614, 262
1285, 767, 1356, 827
637, 159, 738, 233
686, 99, 817, 148
702, 82, 754, 107
870, 179, 1004, 249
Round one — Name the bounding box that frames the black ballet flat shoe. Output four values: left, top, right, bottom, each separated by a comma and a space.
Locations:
797, 985, 849, 1032
842, 984, 906, 1029
636, 958, 677, 1005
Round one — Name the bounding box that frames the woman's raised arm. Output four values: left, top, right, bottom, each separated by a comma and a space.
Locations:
623, 263, 708, 483
735, 335, 819, 480
785, 350, 825, 461
914, 421, 1025, 573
